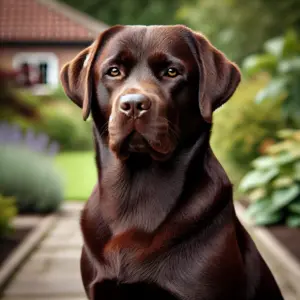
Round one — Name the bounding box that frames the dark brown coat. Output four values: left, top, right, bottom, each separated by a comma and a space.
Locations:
60, 25, 284, 300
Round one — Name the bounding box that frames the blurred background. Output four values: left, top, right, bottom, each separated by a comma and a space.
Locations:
0, 0, 299, 299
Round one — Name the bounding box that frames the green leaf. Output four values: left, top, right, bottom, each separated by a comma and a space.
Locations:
293, 131, 300, 142
239, 168, 279, 192
245, 198, 271, 218
270, 185, 300, 212
242, 54, 277, 76
295, 162, 300, 180
264, 36, 284, 57
255, 78, 288, 104
276, 129, 297, 139
278, 57, 300, 74
248, 188, 266, 202
252, 156, 277, 169
272, 176, 294, 188
275, 152, 300, 166
288, 201, 300, 214
282, 29, 300, 58
254, 211, 283, 226
267, 141, 299, 156
286, 214, 300, 228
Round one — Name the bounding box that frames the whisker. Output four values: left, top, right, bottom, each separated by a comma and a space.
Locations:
99, 121, 109, 138
158, 117, 180, 141
145, 117, 180, 143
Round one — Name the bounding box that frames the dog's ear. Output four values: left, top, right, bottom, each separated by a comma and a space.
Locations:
60, 26, 123, 120
192, 32, 241, 123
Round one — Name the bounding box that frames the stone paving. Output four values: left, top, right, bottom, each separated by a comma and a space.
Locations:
1, 203, 87, 300
1, 202, 296, 300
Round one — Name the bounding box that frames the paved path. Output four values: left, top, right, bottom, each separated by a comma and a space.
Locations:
2, 203, 86, 300
1, 202, 296, 300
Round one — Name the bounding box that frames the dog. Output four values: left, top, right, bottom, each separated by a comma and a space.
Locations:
60, 25, 284, 300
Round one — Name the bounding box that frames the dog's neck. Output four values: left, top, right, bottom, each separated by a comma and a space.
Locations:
91, 121, 230, 235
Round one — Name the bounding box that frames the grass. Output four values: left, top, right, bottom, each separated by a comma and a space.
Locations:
55, 151, 97, 201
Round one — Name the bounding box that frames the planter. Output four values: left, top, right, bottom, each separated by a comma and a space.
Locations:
235, 201, 300, 299
0, 213, 58, 293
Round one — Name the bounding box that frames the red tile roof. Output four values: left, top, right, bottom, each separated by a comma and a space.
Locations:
0, 0, 108, 42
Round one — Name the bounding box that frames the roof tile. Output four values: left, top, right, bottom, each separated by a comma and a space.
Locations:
0, 0, 107, 42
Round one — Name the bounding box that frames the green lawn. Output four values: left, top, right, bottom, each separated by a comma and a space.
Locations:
55, 151, 97, 201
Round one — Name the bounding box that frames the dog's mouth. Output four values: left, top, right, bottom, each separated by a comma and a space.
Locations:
120, 131, 152, 157
125, 132, 150, 153
118, 131, 172, 161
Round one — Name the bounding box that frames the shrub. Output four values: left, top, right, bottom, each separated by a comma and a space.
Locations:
45, 84, 69, 102
1, 69, 93, 152
242, 30, 300, 129
0, 195, 17, 237
239, 129, 300, 227
39, 109, 93, 151
211, 76, 285, 187
35, 84, 70, 104
0, 145, 64, 214
0, 122, 60, 157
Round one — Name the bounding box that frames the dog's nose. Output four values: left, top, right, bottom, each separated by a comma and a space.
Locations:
119, 94, 151, 118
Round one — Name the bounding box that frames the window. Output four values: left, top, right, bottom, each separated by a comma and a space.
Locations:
13, 53, 59, 91
39, 62, 48, 84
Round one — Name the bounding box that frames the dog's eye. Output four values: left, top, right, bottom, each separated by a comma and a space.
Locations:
107, 67, 121, 77
164, 68, 179, 78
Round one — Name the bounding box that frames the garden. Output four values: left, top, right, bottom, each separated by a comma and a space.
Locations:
0, 0, 300, 297
211, 29, 300, 294
0, 69, 97, 280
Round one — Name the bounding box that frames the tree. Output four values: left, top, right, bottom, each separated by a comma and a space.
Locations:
61, 0, 194, 26
179, 0, 300, 63
61, 0, 300, 64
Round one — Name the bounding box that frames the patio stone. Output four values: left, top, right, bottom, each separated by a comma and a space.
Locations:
2, 298, 86, 300
3, 277, 85, 296
1, 203, 86, 300
16, 256, 81, 277
41, 237, 83, 248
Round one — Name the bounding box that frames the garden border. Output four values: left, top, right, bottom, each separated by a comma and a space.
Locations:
0, 213, 58, 292
235, 201, 300, 299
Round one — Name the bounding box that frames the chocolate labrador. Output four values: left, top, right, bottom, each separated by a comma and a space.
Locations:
60, 25, 284, 300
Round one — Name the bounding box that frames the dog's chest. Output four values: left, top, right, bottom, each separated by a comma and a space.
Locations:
99, 239, 216, 300
102, 247, 145, 282
102, 249, 124, 279
102, 196, 170, 235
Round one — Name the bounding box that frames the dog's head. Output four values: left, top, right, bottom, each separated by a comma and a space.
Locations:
60, 25, 240, 161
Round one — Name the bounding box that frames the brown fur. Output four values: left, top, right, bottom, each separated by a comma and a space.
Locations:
60, 25, 283, 300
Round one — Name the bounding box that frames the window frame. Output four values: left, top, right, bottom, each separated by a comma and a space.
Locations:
13, 52, 59, 87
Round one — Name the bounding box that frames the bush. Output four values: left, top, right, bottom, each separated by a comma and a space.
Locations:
38, 85, 94, 152
0, 195, 17, 237
0, 145, 64, 213
35, 84, 70, 104
0, 122, 60, 157
239, 129, 300, 227
46, 84, 69, 102
242, 30, 300, 129
1, 69, 93, 152
211, 76, 285, 187
40, 110, 93, 151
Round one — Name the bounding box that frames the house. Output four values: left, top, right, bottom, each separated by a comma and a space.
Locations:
0, 0, 108, 93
